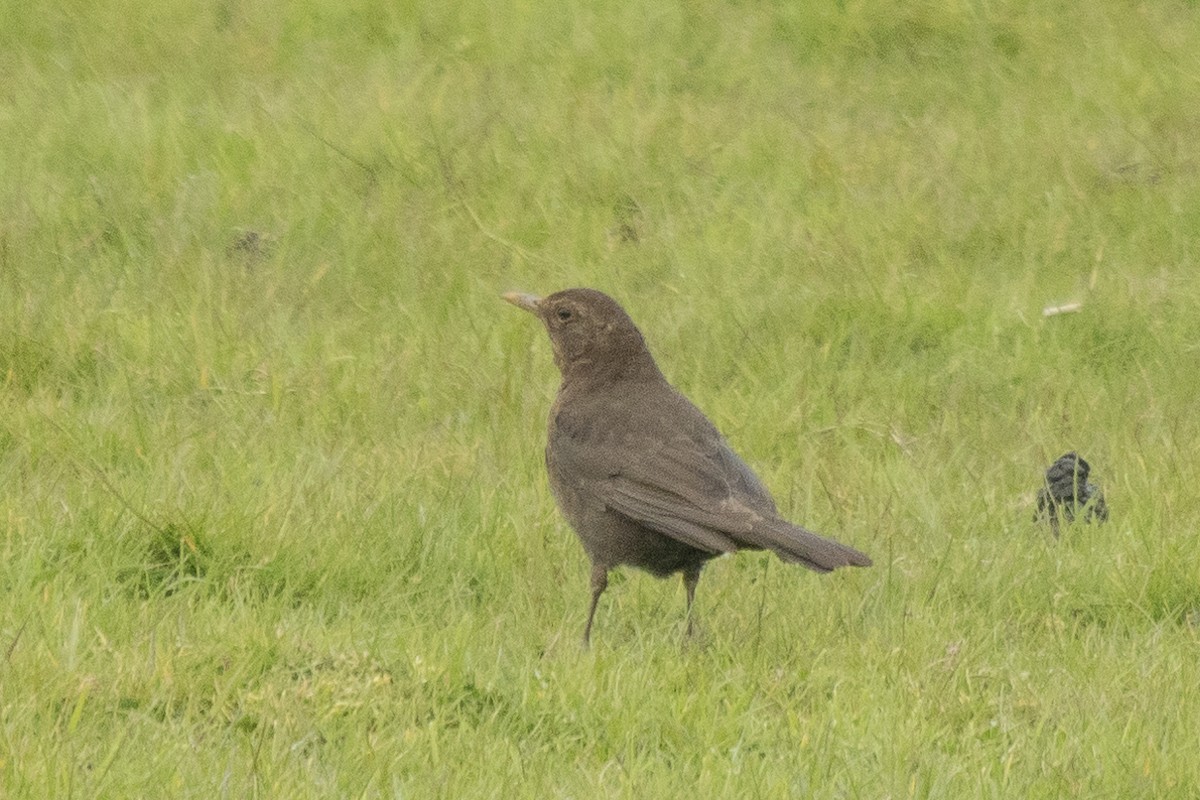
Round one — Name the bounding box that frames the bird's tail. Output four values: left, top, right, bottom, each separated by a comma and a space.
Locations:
748, 517, 872, 573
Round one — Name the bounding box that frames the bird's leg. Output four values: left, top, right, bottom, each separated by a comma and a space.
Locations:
583, 564, 608, 646
682, 567, 701, 637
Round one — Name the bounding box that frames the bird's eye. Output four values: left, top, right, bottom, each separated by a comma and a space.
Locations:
557, 308, 573, 321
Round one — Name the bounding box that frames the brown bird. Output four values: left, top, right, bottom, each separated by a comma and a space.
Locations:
504, 288, 872, 643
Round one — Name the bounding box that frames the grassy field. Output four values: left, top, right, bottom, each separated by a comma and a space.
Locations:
3, 0, 1200, 796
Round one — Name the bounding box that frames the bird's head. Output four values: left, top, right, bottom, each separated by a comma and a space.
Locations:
503, 288, 660, 381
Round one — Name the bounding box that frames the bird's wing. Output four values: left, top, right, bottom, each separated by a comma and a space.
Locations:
551, 420, 869, 572
601, 479, 743, 555
548, 385, 871, 571
605, 451, 869, 572
552, 421, 776, 554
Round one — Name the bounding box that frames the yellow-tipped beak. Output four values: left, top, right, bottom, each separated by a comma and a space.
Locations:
502, 292, 542, 313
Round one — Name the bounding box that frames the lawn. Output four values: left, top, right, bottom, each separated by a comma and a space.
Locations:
2, 0, 1199, 797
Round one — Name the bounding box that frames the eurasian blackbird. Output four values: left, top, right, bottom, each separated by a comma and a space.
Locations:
504, 288, 872, 643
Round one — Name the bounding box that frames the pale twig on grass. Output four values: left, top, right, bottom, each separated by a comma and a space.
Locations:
1042, 301, 1083, 317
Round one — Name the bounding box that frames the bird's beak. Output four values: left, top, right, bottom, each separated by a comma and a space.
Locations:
502, 292, 542, 313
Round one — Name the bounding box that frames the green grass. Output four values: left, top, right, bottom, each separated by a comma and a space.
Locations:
3, 0, 1200, 796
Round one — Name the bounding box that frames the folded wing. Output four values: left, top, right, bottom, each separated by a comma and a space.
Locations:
556, 425, 871, 572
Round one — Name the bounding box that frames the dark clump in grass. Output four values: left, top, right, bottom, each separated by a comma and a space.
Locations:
226, 228, 275, 265
1034, 452, 1108, 537
608, 194, 643, 245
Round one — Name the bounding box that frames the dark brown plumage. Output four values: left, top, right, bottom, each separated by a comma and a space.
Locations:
504, 288, 872, 643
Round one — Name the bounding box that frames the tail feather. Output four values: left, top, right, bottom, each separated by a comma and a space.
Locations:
747, 517, 872, 573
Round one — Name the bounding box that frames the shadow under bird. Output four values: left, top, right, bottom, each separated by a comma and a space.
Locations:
503, 288, 872, 644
